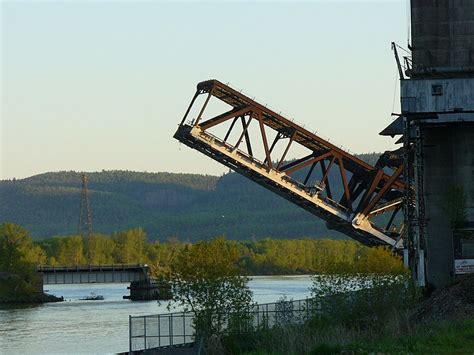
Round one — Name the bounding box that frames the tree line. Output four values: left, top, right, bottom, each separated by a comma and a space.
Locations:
28, 227, 405, 275
0, 222, 405, 303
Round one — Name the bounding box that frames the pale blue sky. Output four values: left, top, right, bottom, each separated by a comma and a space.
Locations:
1, 0, 407, 179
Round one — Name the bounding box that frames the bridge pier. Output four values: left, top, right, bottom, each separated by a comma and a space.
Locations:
124, 279, 172, 301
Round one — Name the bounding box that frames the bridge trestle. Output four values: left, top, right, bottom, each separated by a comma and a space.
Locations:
38, 264, 149, 285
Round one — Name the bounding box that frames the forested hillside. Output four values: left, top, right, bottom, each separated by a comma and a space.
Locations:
0, 153, 381, 240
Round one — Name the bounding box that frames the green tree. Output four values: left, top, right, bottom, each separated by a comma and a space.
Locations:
0, 223, 34, 271
37, 237, 63, 263
356, 246, 406, 275
145, 237, 186, 278
24, 244, 47, 266
310, 273, 418, 328
0, 223, 46, 302
113, 228, 147, 264
169, 237, 254, 346
57, 236, 86, 265
87, 234, 116, 264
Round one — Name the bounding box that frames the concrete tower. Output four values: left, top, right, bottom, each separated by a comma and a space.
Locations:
396, 0, 474, 288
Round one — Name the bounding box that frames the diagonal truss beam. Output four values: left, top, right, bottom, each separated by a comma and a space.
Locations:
200, 106, 251, 130
284, 151, 332, 175
258, 115, 273, 169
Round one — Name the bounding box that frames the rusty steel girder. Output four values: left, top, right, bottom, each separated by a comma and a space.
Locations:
174, 80, 405, 248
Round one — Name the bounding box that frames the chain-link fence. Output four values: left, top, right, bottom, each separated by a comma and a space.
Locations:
129, 298, 317, 353
129, 311, 194, 351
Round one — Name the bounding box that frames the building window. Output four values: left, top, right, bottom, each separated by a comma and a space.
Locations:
431, 84, 443, 96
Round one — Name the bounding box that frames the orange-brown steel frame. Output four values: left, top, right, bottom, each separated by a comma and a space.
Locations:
175, 80, 405, 246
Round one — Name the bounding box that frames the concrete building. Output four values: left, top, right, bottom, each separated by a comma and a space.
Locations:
390, 0, 474, 288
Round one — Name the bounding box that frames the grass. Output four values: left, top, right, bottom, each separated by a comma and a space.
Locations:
344, 318, 474, 354
208, 275, 474, 354
236, 318, 474, 354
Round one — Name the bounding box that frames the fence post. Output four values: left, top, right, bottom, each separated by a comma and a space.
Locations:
170, 313, 174, 346
266, 303, 269, 328
183, 312, 186, 344
143, 316, 147, 350
158, 315, 161, 348
305, 298, 309, 320
129, 315, 132, 355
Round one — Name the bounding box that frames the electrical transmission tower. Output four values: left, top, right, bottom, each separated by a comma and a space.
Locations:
78, 173, 93, 238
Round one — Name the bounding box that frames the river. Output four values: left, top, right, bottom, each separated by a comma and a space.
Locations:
0, 275, 312, 354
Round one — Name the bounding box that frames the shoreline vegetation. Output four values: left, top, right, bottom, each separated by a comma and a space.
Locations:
0, 222, 405, 304
161, 237, 474, 354
227, 274, 474, 354
0, 223, 64, 304
0, 287, 63, 304
2, 222, 473, 353
35, 227, 405, 276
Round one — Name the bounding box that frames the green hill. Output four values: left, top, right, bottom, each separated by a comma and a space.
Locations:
0, 153, 380, 240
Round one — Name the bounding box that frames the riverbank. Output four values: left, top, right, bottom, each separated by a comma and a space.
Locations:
0, 274, 63, 304
0, 292, 64, 304
346, 318, 474, 353
240, 317, 474, 354
0, 285, 64, 304
225, 274, 474, 354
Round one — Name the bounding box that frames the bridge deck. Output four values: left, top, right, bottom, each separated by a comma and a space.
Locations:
37, 264, 149, 285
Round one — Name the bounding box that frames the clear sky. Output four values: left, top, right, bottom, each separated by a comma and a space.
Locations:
1, 0, 408, 180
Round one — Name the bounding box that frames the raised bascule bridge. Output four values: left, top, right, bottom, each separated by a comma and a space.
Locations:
174, 79, 405, 250
175, 0, 474, 290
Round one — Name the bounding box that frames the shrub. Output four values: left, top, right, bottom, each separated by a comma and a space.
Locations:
310, 273, 420, 328
168, 237, 254, 349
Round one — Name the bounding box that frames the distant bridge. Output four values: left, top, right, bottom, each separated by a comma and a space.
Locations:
37, 264, 149, 285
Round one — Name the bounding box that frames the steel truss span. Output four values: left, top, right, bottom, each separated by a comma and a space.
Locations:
174, 80, 405, 249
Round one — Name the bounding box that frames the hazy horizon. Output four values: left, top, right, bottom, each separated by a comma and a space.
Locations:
0, 149, 381, 181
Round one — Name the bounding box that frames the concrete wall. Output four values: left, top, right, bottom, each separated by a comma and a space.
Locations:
422, 123, 474, 288
401, 78, 474, 114
404, 1, 474, 289
411, 0, 474, 72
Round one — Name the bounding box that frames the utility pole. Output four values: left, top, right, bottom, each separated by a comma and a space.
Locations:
78, 173, 93, 256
